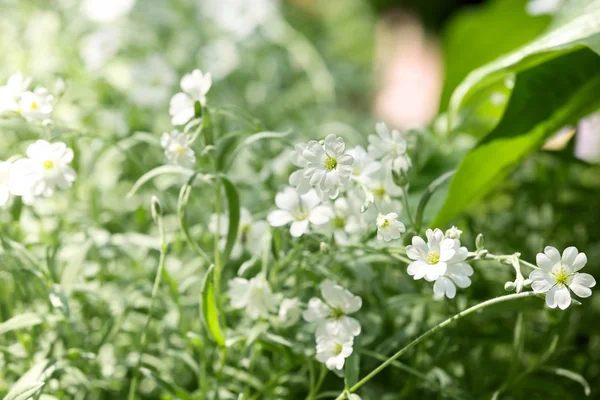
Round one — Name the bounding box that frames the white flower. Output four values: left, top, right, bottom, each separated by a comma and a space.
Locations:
228, 276, 278, 320
433, 261, 473, 300
17, 88, 53, 122
201, 39, 240, 81
80, 28, 121, 71
294, 134, 354, 199
529, 246, 596, 310
267, 187, 332, 237
202, 0, 275, 39
364, 167, 403, 214
302, 280, 362, 337
278, 298, 302, 326
526, 0, 563, 16
445, 226, 462, 240
368, 122, 411, 172
376, 213, 405, 242
347, 145, 381, 184
129, 55, 176, 108
169, 69, 212, 125
160, 131, 196, 168
81, 0, 136, 23
0, 161, 12, 207
12, 140, 77, 198
210, 208, 268, 258
0, 72, 31, 113
315, 331, 354, 371
406, 229, 459, 282
321, 197, 366, 245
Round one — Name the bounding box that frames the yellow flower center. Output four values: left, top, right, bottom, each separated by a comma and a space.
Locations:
373, 186, 385, 198
175, 145, 185, 155
324, 156, 337, 171
427, 251, 440, 265
43, 160, 54, 170
333, 343, 343, 355
381, 218, 389, 228
333, 216, 345, 229
331, 307, 345, 320
31, 101, 39, 110
554, 269, 570, 286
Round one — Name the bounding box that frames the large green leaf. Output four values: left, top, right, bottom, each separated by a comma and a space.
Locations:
200, 264, 226, 347
219, 176, 240, 266
432, 48, 600, 227
447, 0, 600, 131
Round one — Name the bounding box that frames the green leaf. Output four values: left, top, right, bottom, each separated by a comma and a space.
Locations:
140, 368, 192, 400
433, 48, 600, 227
219, 176, 240, 265
448, 0, 600, 131
200, 264, 226, 347
541, 367, 591, 396
126, 165, 196, 198
223, 130, 291, 171
3, 360, 54, 400
0, 313, 43, 335
344, 336, 360, 389
3, 382, 45, 400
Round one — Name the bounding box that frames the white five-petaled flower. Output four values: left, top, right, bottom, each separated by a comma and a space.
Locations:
160, 131, 196, 168
267, 187, 332, 237
406, 229, 456, 282
0, 72, 31, 113
227, 275, 279, 320
302, 280, 362, 337
529, 246, 596, 310
322, 197, 365, 245
347, 145, 381, 184
210, 207, 268, 258
11, 140, 77, 198
169, 69, 212, 126
129, 55, 176, 108
376, 213, 405, 242
18, 88, 53, 122
368, 122, 411, 172
0, 161, 13, 207
291, 134, 354, 199
315, 330, 354, 371
278, 298, 302, 326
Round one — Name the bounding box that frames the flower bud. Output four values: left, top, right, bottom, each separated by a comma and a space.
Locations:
392, 168, 409, 188
475, 233, 484, 251
151, 195, 162, 223
504, 281, 516, 291
320, 242, 329, 253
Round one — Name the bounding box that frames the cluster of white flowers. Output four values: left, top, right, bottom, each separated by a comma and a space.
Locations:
0, 72, 54, 123
303, 281, 362, 370
267, 187, 333, 237
406, 228, 473, 299
159, 69, 213, 168
0, 72, 77, 208
228, 275, 279, 320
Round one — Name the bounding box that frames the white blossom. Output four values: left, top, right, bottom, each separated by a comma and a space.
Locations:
445, 226, 463, 240
376, 213, 405, 242
11, 140, 77, 198
129, 55, 176, 108
17, 88, 53, 122
267, 187, 332, 237
201, 39, 240, 81
0, 72, 31, 113
278, 298, 302, 326
368, 122, 411, 172
321, 197, 366, 245
526, 0, 563, 16
347, 145, 381, 184
302, 280, 362, 337
169, 69, 212, 126
80, 28, 121, 71
81, 0, 136, 23
202, 0, 275, 39
364, 167, 403, 214
0, 161, 12, 207
160, 131, 196, 168
433, 261, 473, 300
227, 276, 278, 320
529, 246, 596, 310
406, 229, 461, 282
210, 208, 268, 258
315, 331, 354, 371
292, 134, 354, 199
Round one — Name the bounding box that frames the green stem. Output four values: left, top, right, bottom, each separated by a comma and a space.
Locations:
128, 212, 168, 400
414, 170, 454, 233
400, 186, 414, 227
213, 182, 222, 293
336, 292, 537, 399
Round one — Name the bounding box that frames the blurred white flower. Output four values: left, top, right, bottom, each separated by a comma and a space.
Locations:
129, 55, 176, 108
169, 69, 212, 125
526, 0, 563, 16
376, 212, 405, 242
321, 197, 365, 245
278, 298, 302, 326
11, 140, 76, 198
267, 187, 332, 237
445, 226, 462, 240
316, 330, 354, 371
202, 0, 275, 39
228, 276, 278, 320
0, 72, 31, 113
201, 39, 240, 81
364, 164, 404, 213
293, 134, 354, 199
210, 207, 268, 258
406, 229, 460, 282
17, 88, 53, 122
0, 161, 13, 207
368, 122, 411, 172
80, 28, 121, 71
303, 280, 362, 337
82, 0, 136, 23
530, 246, 596, 310
160, 131, 196, 168
347, 145, 381, 184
